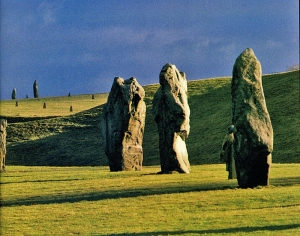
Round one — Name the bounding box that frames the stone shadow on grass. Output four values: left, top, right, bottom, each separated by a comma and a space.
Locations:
0, 182, 237, 207
270, 176, 300, 186
3, 174, 300, 207
97, 224, 300, 236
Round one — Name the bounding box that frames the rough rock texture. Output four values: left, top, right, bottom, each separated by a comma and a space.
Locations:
0, 119, 7, 172
102, 77, 146, 171
231, 48, 273, 188
153, 63, 191, 174
33, 80, 38, 98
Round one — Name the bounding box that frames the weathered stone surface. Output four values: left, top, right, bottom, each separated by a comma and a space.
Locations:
0, 119, 8, 172
33, 80, 38, 98
153, 63, 190, 174
102, 77, 146, 171
231, 48, 273, 188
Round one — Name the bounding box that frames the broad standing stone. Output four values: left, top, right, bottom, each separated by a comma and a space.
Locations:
0, 119, 7, 172
231, 48, 273, 188
153, 63, 191, 174
102, 77, 146, 171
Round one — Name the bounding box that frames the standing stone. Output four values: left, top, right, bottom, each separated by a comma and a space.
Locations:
153, 63, 191, 174
220, 125, 237, 179
11, 88, 17, 100
231, 48, 273, 188
0, 119, 8, 172
33, 80, 38, 98
102, 77, 146, 171
43, 102, 47, 109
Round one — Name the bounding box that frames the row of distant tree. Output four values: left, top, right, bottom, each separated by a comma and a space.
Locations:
11, 80, 38, 100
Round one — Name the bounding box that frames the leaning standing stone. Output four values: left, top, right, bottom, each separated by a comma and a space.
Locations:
102, 77, 146, 171
0, 119, 8, 172
153, 63, 191, 174
231, 48, 273, 188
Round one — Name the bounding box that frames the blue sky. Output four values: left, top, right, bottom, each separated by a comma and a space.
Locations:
1, 0, 299, 100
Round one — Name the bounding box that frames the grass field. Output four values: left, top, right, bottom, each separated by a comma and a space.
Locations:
1, 164, 300, 235
0, 71, 299, 235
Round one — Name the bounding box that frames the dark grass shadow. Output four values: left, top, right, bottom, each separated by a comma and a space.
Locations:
6, 127, 107, 167
95, 224, 300, 235
0, 115, 60, 123
1, 182, 238, 207
5, 104, 107, 166
270, 176, 300, 186
2, 174, 300, 208
0, 178, 83, 185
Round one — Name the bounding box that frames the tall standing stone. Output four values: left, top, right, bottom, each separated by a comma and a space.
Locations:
153, 63, 191, 174
0, 119, 8, 172
231, 48, 273, 188
33, 80, 38, 98
102, 77, 146, 171
11, 88, 17, 100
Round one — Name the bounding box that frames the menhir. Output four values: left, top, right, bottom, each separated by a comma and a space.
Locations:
231, 48, 273, 188
102, 77, 146, 171
0, 119, 8, 172
153, 63, 191, 174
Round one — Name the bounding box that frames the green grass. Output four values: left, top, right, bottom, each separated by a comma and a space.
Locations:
1, 71, 299, 235
0, 93, 108, 118
1, 70, 299, 166
1, 164, 300, 235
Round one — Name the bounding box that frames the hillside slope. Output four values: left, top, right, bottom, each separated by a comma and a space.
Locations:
3, 70, 299, 166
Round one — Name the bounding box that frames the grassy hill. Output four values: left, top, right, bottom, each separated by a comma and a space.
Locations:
1, 70, 299, 166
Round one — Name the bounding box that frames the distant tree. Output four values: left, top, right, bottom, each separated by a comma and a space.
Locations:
33, 80, 39, 98
11, 88, 17, 100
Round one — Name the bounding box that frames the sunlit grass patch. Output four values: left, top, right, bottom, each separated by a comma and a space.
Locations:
0, 93, 108, 118
1, 164, 300, 235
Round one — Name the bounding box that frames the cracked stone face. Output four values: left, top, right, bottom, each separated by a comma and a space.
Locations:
102, 77, 146, 171
153, 63, 191, 174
